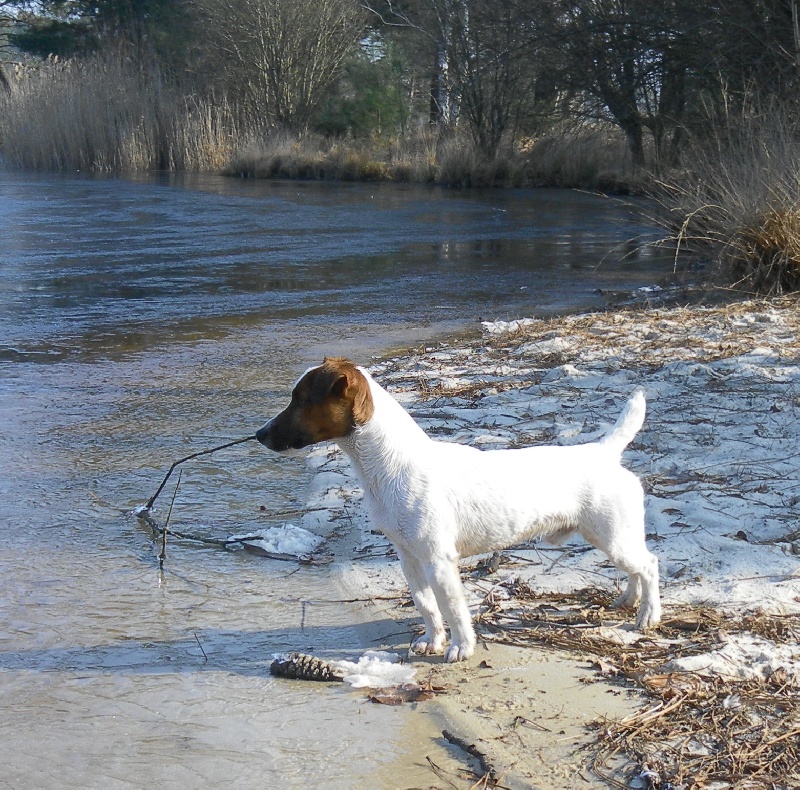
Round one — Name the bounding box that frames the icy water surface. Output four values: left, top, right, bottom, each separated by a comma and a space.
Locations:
0, 172, 672, 788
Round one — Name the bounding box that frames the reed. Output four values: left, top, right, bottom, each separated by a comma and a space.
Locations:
654, 109, 800, 294
0, 51, 238, 171
0, 53, 647, 194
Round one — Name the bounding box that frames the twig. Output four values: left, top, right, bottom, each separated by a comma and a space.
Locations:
137, 510, 328, 563
442, 729, 499, 785
425, 756, 461, 789
160, 470, 181, 569
145, 435, 256, 510
193, 631, 208, 663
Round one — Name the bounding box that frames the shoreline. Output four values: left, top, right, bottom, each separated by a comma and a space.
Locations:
296, 295, 800, 788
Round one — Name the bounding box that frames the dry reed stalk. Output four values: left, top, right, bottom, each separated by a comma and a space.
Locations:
653, 111, 800, 294
0, 52, 242, 172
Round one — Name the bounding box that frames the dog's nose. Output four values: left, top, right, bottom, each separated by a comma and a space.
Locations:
255, 423, 271, 445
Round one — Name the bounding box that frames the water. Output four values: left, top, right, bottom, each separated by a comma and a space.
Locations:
0, 171, 671, 789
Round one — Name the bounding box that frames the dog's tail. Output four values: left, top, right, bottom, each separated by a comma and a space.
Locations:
599, 388, 646, 455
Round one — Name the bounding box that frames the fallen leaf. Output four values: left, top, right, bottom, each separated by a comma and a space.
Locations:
593, 658, 621, 676
368, 683, 437, 705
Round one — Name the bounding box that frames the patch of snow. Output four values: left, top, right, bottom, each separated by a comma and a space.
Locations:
542, 363, 587, 382
228, 524, 323, 556
666, 634, 800, 683
481, 318, 540, 335
333, 650, 417, 688
516, 337, 574, 357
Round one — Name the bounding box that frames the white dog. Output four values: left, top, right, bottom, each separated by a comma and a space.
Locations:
256, 357, 661, 662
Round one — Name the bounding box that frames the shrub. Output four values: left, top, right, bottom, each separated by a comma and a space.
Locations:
526, 124, 635, 192
227, 128, 525, 186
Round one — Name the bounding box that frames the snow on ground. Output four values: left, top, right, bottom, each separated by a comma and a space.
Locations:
292, 298, 800, 680
666, 633, 800, 682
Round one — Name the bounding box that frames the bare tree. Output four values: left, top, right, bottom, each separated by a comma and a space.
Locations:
366, 0, 543, 157
549, 0, 710, 169
448, 0, 542, 158
201, 0, 364, 130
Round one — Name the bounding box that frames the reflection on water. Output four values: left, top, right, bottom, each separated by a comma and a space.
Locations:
0, 171, 672, 789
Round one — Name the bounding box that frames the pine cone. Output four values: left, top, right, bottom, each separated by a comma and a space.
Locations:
269, 652, 345, 682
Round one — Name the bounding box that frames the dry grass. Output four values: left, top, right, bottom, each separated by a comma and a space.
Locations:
0, 51, 638, 191
477, 584, 800, 789
484, 296, 800, 367
525, 124, 637, 192
653, 111, 800, 294
397, 297, 800, 407
227, 128, 529, 186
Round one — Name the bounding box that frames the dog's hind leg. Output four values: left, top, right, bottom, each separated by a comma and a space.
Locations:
599, 538, 660, 629
634, 551, 661, 630
584, 476, 661, 630
611, 547, 661, 630
613, 573, 642, 610
396, 548, 447, 655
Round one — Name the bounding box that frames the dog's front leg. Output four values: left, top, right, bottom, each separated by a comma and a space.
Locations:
425, 557, 476, 663
395, 547, 447, 655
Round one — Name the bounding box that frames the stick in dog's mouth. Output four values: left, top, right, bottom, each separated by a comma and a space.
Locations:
141, 434, 258, 511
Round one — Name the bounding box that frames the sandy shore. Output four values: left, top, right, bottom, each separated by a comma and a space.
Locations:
269, 296, 800, 788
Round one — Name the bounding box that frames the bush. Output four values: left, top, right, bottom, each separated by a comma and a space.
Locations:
526, 124, 635, 192
226, 128, 526, 186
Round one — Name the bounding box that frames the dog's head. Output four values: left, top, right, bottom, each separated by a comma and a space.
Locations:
256, 357, 374, 452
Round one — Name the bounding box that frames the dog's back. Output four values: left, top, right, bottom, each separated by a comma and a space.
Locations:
420, 398, 646, 557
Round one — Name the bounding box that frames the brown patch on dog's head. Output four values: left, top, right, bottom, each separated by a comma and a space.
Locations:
318, 357, 374, 425
256, 357, 374, 452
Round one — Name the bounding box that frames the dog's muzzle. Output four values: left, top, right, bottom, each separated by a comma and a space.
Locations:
255, 417, 313, 452
255, 420, 276, 448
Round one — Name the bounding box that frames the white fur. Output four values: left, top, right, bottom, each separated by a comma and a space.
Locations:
335, 370, 661, 662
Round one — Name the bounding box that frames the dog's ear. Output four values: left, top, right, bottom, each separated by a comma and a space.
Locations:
306, 366, 347, 403
349, 369, 374, 425
318, 359, 374, 425
330, 374, 349, 398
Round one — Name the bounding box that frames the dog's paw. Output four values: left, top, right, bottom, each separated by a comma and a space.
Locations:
612, 589, 641, 611
634, 602, 662, 631
410, 632, 445, 655
444, 641, 475, 663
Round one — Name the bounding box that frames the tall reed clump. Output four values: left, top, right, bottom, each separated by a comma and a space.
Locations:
655, 111, 800, 294
0, 52, 238, 172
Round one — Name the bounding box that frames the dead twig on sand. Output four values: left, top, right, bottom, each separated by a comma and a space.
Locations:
442, 729, 501, 787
